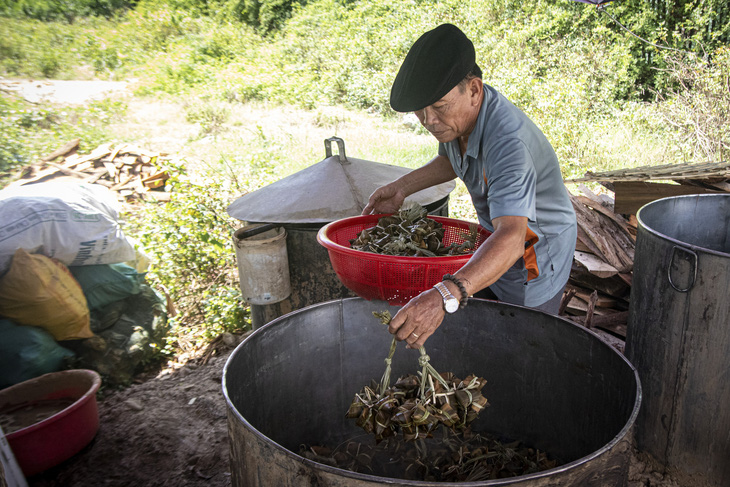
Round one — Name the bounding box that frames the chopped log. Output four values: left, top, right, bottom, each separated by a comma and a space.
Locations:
574, 195, 635, 242
47, 161, 91, 179
584, 291, 598, 329
570, 262, 630, 300
576, 225, 605, 257
559, 288, 577, 316
102, 161, 118, 179
570, 311, 628, 339
575, 239, 593, 253
84, 167, 110, 184
571, 195, 634, 272
563, 296, 613, 316
41, 138, 80, 162
571, 286, 621, 308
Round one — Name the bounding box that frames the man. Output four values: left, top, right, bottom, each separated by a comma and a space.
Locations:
362, 23, 577, 349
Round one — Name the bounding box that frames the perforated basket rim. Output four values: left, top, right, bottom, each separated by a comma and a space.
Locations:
316, 214, 488, 264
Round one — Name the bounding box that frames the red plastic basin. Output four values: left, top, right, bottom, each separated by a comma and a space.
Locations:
0, 369, 101, 477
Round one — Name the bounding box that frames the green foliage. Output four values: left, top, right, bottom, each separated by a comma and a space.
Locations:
222, 0, 309, 33
0, 95, 126, 187
0, 0, 134, 22
651, 48, 730, 163
0, 19, 78, 78
125, 164, 249, 350
184, 99, 231, 136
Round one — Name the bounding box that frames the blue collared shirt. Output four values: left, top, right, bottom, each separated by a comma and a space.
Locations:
438, 83, 577, 306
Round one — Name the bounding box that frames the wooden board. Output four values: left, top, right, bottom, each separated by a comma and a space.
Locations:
574, 251, 618, 278
612, 181, 721, 215
568, 160, 730, 183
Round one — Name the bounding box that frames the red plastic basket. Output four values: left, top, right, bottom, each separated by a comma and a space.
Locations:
317, 214, 491, 304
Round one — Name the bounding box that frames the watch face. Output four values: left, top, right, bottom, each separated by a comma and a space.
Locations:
445, 298, 459, 313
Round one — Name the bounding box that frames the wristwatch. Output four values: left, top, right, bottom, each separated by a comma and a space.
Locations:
433, 282, 459, 313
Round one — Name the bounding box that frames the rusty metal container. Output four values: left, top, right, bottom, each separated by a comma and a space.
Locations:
626, 194, 730, 487
223, 298, 641, 486
227, 137, 454, 327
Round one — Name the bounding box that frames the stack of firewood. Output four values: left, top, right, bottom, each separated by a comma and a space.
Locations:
559, 185, 636, 346
9, 139, 171, 202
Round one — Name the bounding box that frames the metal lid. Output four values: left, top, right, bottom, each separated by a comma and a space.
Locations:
226, 137, 455, 224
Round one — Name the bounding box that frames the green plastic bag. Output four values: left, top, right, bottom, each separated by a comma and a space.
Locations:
69, 263, 144, 310
0, 319, 75, 389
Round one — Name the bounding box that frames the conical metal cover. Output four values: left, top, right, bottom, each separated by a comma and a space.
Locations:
227, 139, 454, 224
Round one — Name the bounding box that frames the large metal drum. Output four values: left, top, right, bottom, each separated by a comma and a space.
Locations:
223, 298, 641, 486
626, 194, 730, 487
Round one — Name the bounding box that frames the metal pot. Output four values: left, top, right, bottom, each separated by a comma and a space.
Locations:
224, 298, 641, 486
626, 194, 730, 487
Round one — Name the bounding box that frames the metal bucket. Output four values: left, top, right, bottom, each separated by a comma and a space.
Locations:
233, 224, 291, 305
223, 298, 641, 486
626, 194, 730, 487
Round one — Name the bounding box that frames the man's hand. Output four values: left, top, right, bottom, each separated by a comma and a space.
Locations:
361, 184, 405, 215
389, 288, 445, 348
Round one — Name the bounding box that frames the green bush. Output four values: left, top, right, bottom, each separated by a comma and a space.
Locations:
0, 0, 133, 22
126, 164, 249, 351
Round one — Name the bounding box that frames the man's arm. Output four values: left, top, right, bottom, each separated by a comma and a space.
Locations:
389, 214, 528, 348
362, 155, 457, 215
444, 215, 527, 296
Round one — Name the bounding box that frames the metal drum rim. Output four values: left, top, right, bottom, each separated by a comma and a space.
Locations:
636, 193, 730, 258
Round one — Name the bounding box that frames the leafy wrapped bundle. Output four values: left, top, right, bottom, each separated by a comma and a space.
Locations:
346, 369, 489, 443
350, 204, 477, 256
347, 311, 489, 442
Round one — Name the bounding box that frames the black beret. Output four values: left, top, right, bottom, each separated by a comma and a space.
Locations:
390, 24, 477, 113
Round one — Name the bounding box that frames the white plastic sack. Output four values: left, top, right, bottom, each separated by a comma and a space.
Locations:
0, 181, 136, 275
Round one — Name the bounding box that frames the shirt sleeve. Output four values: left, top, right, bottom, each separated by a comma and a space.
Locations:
485, 138, 537, 221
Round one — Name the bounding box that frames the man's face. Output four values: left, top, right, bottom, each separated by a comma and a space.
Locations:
414, 82, 479, 143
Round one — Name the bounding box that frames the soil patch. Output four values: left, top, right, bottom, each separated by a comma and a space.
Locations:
27, 337, 239, 487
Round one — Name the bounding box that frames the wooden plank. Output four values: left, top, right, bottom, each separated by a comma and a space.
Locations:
574, 250, 619, 278
569, 160, 730, 183
575, 239, 593, 253
613, 181, 722, 215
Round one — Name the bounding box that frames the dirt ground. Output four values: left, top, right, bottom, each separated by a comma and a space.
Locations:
26, 336, 238, 487
2, 79, 695, 487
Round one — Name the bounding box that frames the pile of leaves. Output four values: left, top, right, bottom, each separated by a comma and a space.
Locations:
350, 205, 478, 257
300, 429, 560, 482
